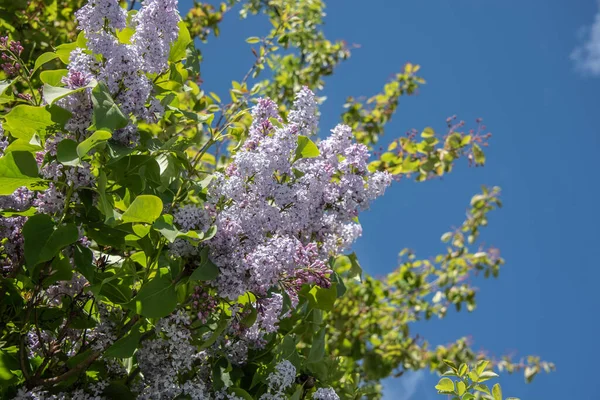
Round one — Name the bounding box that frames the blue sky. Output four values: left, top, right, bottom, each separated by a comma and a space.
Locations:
179, 0, 600, 398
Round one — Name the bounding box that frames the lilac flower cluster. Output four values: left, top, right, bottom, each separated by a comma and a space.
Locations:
0, 36, 24, 76
259, 360, 296, 400
312, 388, 340, 400
62, 0, 180, 146
132, 0, 180, 74
203, 87, 391, 304
135, 311, 209, 399
14, 381, 108, 400
135, 311, 250, 400
169, 204, 211, 257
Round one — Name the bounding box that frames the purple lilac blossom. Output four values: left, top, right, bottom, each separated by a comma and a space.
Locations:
203, 87, 391, 301
312, 388, 340, 400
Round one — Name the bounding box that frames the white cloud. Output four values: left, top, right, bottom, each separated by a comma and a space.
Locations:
571, 1, 600, 76
382, 371, 427, 400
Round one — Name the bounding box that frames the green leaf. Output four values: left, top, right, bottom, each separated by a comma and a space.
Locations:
0, 207, 35, 217
199, 318, 228, 350
73, 244, 95, 283
4, 105, 59, 140
347, 252, 363, 282
0, 79, 14, 95
103, 382, 135, 400
295, 135, 320, 160
306, 284, 337, 311
240, 304, 257, 328
474, 384, 491, 395
4, 138, 43, 153
458, 363, 468, 377
457, 381, 466, 396
462, 394, 475, 400
478, 370, 499, 382
43, 80, 97, 104
0, 151, 46, 195
57, 139, 81, 166
473, 143, 485, 165
97, 170, 119, 223
290, 387, 303, 400
77, 129, 112, 157
229, 388, 253, 400
131, 275, 177, 318
121, 195, 163, 224
45, 254, 74, 287
33, 52, 59, 74
524, 366, 537, 383
153, 214, 178, 242
0, 349, 19, 383
55, 42, 77, 64
22, 215, 79, 266
434, 377, 455, 393
443, 359, 458, 371
91, 82, 128, 132
308, 326, 326, 363
104, 324, 142, 358
421, 126, 435, 138
492, 383, 502, 400
169, 21, 192, 62
476, 360, 489, 375
245, 36, 260, 44
190, 251, 219, 281
40, 69, 68, 86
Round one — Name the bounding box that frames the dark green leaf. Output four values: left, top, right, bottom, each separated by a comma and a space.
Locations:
105, 324, 142, 358
22, 215, 79, 266
91, 82, 128, 132
306, 284, 337, 311
229, 388, 253, 400
131, 275, 177, 318
189, 254, 219, 281
308, 327, 326, 363
57, 139, 81, 166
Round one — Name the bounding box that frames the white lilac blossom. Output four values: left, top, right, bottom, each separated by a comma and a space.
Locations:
312, 387, 340, 400
203, 87, 391, 301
